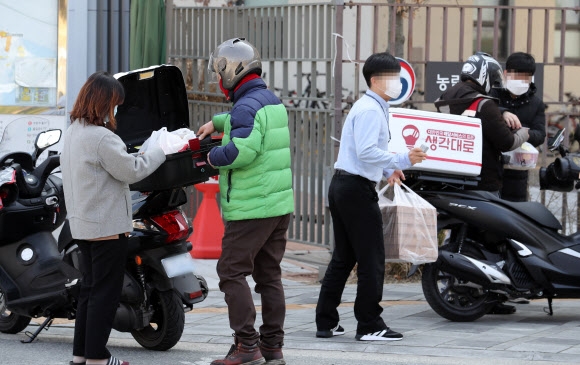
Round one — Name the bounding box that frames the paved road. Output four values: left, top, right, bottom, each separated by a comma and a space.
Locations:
2, 282, 579, 365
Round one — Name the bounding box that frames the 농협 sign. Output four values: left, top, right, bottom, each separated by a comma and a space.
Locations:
388, 57, 416, 106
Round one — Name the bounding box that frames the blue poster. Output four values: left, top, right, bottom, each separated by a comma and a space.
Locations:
0, 1, 58, 107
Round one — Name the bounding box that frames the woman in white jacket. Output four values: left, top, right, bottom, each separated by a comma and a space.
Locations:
61, 71, 166, 365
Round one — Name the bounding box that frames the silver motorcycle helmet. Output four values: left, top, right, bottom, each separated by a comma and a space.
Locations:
208, 38, 262, 90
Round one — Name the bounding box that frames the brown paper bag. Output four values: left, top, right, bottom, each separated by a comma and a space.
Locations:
379, 183, 438, 264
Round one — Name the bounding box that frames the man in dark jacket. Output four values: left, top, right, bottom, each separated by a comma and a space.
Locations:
491, 52, 546, 202
435, 53, 530, 315
435, 53, 529, 194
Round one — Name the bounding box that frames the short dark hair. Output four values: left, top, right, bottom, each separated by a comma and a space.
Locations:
69, 71, 125, 131
506, 52, 536, 75
362, 52, 401, 87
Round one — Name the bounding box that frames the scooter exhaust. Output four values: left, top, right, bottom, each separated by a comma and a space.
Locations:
437, 250, 512, 286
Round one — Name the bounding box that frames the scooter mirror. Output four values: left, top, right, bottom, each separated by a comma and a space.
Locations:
32, 129, 62, 167
35, 129, 62, 150
547, 128, 565, 152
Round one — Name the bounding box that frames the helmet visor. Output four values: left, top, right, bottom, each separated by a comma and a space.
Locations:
207, 54, 219, 85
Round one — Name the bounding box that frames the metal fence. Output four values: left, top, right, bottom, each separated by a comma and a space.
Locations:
167, 1, 580, 246
167, 2, 336, 246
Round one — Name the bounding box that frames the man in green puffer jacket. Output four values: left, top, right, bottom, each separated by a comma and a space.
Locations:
197, 38, 293, 365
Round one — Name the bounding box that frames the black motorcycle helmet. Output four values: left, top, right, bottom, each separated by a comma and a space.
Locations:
460, 53, 504, 93
476, 51, 504, 90
460, 54, 491, 93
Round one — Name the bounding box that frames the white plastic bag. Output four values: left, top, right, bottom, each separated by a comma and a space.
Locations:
139, 129, 162, 154
171, 127, 198, 141
158, 128, 188, 154
502, 142, 539, 170
378, 183, 438, 264
139, 127, 193, 155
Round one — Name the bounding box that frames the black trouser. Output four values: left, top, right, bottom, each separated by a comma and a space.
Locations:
316, 173, 387, 335
73, 236, 128, 360
501, 169, 528, 202
217, 214, 291, 347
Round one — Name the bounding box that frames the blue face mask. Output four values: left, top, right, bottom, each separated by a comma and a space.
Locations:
114, 106, 118, 116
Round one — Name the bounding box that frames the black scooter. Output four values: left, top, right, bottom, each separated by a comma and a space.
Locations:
404, 129, 580, 322
0, 129, 209, 351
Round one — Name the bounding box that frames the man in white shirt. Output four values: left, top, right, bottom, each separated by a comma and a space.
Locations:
315, 52, 426, 341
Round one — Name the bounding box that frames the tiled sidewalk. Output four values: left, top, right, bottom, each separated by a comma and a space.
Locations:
27, 241, 580, 364
183, 282, 580, 364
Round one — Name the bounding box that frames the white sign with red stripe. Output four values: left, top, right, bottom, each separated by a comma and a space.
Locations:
388, 107, 483, 176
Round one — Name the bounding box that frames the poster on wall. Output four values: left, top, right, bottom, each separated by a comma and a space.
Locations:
0, 115, 66, 162
0, 0, 58, 108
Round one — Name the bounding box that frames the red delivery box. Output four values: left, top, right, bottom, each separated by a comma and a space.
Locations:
388, 108, 482, 177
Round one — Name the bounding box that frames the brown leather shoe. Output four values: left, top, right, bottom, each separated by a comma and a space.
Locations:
210, 342, 266, 365
258, 343, 286, 365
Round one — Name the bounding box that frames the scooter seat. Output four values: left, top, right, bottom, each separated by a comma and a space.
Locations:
472, 191, 563, 231
501, 200, 562, 231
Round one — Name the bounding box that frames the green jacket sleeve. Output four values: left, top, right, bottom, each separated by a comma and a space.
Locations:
212, 112, 229, 132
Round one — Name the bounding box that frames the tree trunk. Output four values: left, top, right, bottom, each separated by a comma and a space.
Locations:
387, 0, 406, 57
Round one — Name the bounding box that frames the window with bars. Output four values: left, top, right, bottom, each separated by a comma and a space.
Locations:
471, 0, 509, 61
555, 0, 580, 62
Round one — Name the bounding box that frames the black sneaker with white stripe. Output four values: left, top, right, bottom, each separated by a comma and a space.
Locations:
355, 327, 403, 341
316, 324, 345, 338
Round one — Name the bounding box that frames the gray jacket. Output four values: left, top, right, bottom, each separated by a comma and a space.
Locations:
61, 120, 166, 239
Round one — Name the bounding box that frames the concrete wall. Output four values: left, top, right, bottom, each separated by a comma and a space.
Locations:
66, 0, 130, 120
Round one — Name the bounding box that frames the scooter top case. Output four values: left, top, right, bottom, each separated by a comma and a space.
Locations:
114, 65, 219, 191
115, 65, 189, 152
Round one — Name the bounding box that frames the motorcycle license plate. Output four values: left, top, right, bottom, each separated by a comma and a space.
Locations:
161, 253, 196, 278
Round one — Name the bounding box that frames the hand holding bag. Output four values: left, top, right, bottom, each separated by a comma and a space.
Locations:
378, 183, 438, 264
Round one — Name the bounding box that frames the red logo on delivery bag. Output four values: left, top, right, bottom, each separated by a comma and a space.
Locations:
402, 125, 420, 149
425, 129, 475, 153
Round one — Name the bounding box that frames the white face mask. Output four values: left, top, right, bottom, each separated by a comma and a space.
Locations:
384, 79, 402, 99
505, 79, 529, 96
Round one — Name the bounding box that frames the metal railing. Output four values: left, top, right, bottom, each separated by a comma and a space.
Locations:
167, 1, 580, 245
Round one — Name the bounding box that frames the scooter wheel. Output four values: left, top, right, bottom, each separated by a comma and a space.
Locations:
422, 262, 489, 322
131, 289, 185, 351
0, 287, 32, 334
